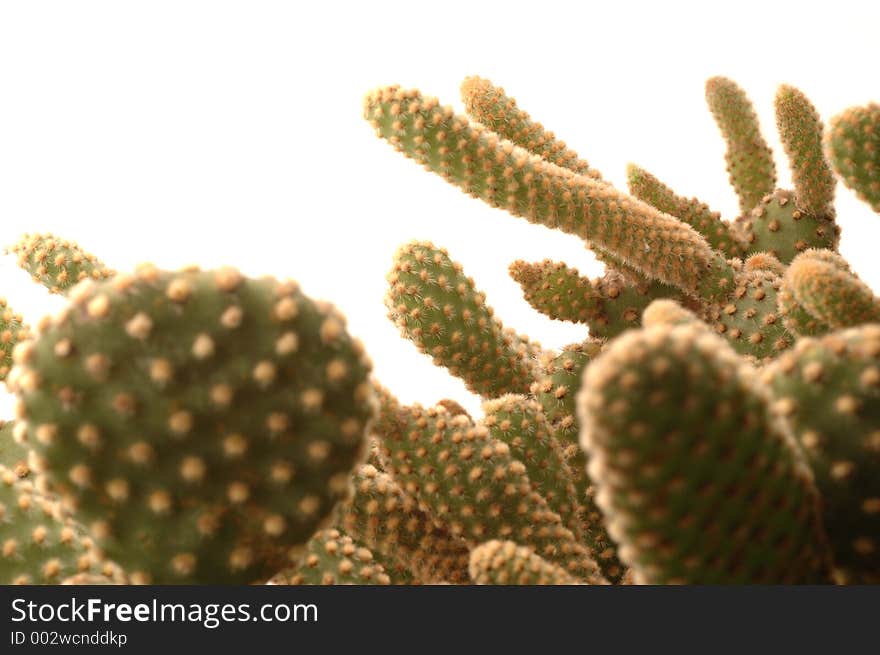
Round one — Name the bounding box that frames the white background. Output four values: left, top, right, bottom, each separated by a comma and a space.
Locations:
1, 1, 878, 417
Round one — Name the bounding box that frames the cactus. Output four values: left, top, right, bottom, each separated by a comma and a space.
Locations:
7, 233, 114, 295
764, 326, 880, 583
578, 323, 832, 583
282, 529, 392, 585
509, 259, 688, 338
0, 298, 29, 381
0, 471, 110, 584
626, 164, 746, 257
469, 540, 582, 585
704, 76, 777, 213
338, 461, 471, 584
0, 420, 31, 479
826, 102, 880, 213
372, 388, 605, 583
781, 249, 880, 335
386, 241, 540, 397
8, 264, 375, 584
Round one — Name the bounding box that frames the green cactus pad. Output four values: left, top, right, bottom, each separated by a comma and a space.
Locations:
578, 323, 832, 583
8, 233, 114, 295
284, 529, 391, 585
373, 391, 604, 583
1, 421, 32, 480
764, 326, 880, 583
737, 189, 839, 264
10, 265, 375, 584
482, 394, 584, 544
386, 241, 539, 397
626, 164, 746, 257
469, 540, 582, 585
705, 76, 777, 213
0, 472, 107, 584
338, 462, 470, 584
774, 85, 836, 216
826, 102, 880, 213
364, 86, 735, 301
0, 299, 29, 382
782, 250, 880, 331
460, 76, 603, 179
700, 266, 794, 361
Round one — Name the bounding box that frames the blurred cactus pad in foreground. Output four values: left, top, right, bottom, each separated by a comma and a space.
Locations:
1, 74, 878, 585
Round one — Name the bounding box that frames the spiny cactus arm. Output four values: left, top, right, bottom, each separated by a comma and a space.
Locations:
826, 102, 880, 213
9, 265, 375, 584
338, 461, 471, 584
577, 323, 832, 584
763, 326, 880, 584
482, 395, 585, 545
782, 249, 880, 331
364, 86, 736, 302
386, 241, 540, 397
529, 341, 624, 582
508, 259, 684, 339
7, 233, 114, 295
705, 76, 777, 213
372, 389, 605, 583
469, 540, 583, 585
281, 529, 391, 585
460, 76, 603, 179
0, 298, 29, 382
0, 471, 111, 584
626, 164, 746, 257
774, 85, 836, 217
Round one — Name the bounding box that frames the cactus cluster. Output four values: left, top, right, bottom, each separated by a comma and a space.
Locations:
357, 74, 880, 584
1, 72, 878, 585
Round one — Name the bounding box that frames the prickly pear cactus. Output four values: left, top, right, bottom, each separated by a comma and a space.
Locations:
8, 233, 114, 295
469, 540, 582, 585
0, 298, 28, 381
826, 103, 880, 213
9, 264, 375, 583
578, 323, 833, 584
0, 472, 107, 584
764, 326, 880, 583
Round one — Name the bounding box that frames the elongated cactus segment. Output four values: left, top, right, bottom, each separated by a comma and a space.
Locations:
10, 265, 375, 584
529, 342, 623, 581
705, 76, 777, 212
782, 250, 880, 331
764, 326, 880, 583
826, 102, 880, 213
460, 76, 603, 179
0, 472, 107, 584
0, 299, 29, 381
737, 189, 839, 264
578, 324, 831, 583
469, 540, 582, 585
626, 164, 745, 257
364, 86, 735, 301
509, 260, 685, 339
387, 241, 539, 397
482, 395, 584, 544
774, 85, 836, 217
338, 462, 470, 584
284, 529, 391, 585
8, 233, 114, 295
373, 390, 604, 583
